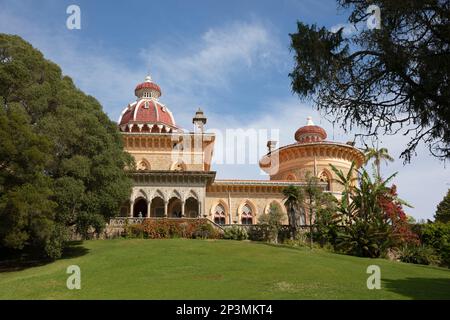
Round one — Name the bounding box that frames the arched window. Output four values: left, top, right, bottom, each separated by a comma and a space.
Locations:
172, 161, 186, 171
214, 204, 226, 225
319, 171, 331, 191
241, 204, 253, 225
137, 159, 150, 171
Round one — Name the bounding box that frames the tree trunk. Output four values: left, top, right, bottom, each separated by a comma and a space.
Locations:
309, 195, 313, 249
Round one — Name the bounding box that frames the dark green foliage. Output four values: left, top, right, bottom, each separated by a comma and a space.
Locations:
290, 0, 450, 161
313, 197, 339, 246
258, 204, 284, 243
0, 34, 133, 258
302, 172, 328, 248
398, 244, 440, 266
415, 222, 450, 267
435, 189, 450, 223
330, 163, 415, 258
282, 185, 304, 238
335, 219, 390, 258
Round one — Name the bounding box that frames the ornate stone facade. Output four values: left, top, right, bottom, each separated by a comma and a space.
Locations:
118, 76, 365, 225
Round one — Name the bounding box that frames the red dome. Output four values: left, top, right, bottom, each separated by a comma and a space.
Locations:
118, 75, 178, 133
295, 117, 327, 143
119, 100, 177, 132
135, 81, 161, 96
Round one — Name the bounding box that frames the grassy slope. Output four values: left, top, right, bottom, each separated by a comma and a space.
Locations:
0, 239, 449, 299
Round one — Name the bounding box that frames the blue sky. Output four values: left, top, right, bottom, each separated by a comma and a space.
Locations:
0, 0, 448, 220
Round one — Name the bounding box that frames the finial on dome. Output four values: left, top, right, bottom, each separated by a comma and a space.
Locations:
294, 117, 327, 143
144, 75, 152, 83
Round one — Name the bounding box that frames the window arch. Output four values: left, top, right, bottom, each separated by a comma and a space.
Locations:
241, 204, 253, 225
171, 161, 186, 171
319, 170, 331, 191
214, 204, 226, 225
137, 159, 150, 171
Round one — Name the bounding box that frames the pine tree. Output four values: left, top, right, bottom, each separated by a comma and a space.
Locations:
0, 34, 133, 259
435, 189, 450, 223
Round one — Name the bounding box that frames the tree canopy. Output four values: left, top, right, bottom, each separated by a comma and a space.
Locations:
435, 189, 450, 223
0, 34, 133, 258
289, 0, 450, 162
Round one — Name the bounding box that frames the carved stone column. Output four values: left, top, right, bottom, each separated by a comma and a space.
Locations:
181, 201, 185, 217
147, 199, 151, 218
164, 201, 168, 217
130, 200, 134, 218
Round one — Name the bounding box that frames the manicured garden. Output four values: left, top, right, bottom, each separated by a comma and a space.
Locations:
1, 239, 449, 299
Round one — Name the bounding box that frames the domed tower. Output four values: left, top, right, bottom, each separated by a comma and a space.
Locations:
260, 116, 365, 195
118, 75, 179, 133
117, 75, 216, 219
294, 116, 327, 143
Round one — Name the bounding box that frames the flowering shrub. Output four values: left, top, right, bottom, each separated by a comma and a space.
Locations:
125, 219, 221, 239
378, 185, 419, 247
223, 226, 248, 240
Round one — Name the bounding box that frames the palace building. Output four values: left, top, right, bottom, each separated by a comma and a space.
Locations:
117, 75, 365, 226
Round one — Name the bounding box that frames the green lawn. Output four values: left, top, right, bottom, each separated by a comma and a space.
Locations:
1, 239, 449, 299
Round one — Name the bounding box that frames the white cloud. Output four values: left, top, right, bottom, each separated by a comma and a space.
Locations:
140, 21, 283, 93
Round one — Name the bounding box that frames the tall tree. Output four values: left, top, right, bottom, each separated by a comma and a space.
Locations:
0, 34, 133, 258
435, 189, 450, 223
289, 0, 450, 162
282, 185, 304, 239
258, 204, 284, 243
302, 173, 325, 248
364, 147, 394, 180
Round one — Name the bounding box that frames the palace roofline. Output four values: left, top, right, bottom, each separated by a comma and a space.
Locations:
267, 140, 364, 155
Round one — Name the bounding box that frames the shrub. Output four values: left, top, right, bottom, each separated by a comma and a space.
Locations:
223, 226, 248, 240
313, 209, 339, 247
193, 222, 216, 239
247, 225, 269, 242
125, 224, 145, 239
398, 244, 440, 266
414, 222, 450, 267
281, 229, 310, 247
258, 204, 284, 243
335, 220, 390, 258
125, 219, 221, 240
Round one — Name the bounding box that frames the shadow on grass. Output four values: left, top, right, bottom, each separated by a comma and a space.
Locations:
0, 241, 89, 273
383, 277, 450, 299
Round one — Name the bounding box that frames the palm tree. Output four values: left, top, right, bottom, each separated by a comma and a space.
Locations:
282, 185, 303, 239
364, 147, 394, 180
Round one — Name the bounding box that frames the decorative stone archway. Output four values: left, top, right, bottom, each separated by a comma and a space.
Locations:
133, 197, 148, 217
184, 197, 199, 218
150, 196, 165, 217
168, 197, 182, 218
